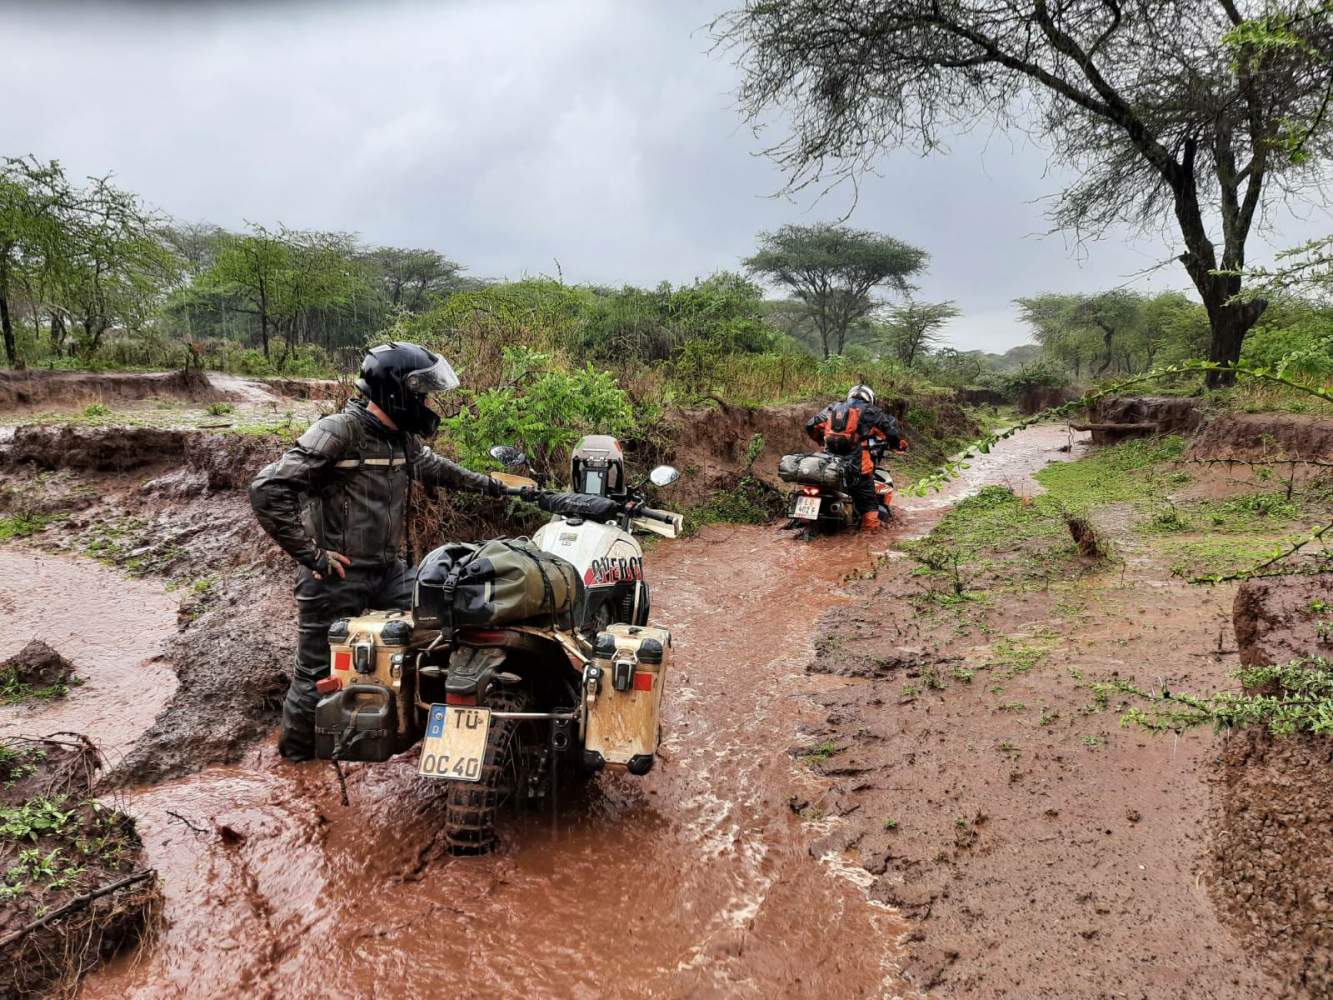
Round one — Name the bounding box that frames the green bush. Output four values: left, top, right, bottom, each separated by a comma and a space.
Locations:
442, 347, 635, 479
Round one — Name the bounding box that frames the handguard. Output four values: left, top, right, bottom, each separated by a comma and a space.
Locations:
632, 508, 683, 539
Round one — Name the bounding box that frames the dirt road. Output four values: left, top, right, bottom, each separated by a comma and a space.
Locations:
0, 425, 1083, 998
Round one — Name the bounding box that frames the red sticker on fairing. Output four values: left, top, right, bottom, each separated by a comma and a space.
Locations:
584, 555, 644, 586
633, 671, 654, 692
334, 650, 351, 671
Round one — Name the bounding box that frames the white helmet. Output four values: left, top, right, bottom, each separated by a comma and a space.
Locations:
848, 384, 874, 405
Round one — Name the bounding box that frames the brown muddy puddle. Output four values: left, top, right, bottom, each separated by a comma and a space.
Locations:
3, 423, 1081, 1000
0, 549, 177, 757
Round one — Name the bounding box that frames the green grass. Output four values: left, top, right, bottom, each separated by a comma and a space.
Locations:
0, 667, 72, 706
0, 744, 45, 786
798, 741, 839, 767
0, 513, 62, 541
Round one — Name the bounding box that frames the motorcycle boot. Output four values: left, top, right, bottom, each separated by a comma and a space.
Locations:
860, 510, 882, 532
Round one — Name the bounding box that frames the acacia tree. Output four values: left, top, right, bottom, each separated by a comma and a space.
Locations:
744, 223, 927, 357
0, 158, 74, 368
62, 175, 177, 360
364, 246, 463, 311
203, 225, 371, 363
718, 1, 1333, 385
882, 299, 960, 367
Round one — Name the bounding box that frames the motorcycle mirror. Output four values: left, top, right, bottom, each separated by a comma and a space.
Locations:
649, 465, 680, 488
489, 445, 528, 468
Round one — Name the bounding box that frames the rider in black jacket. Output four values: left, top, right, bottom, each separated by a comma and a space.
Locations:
250, 342, 503, 760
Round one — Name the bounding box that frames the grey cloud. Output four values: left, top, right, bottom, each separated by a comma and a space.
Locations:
4, 0, 1327, 352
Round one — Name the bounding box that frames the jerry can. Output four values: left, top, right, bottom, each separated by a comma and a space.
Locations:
584, 623, 671, 775
317, 610, 430, 761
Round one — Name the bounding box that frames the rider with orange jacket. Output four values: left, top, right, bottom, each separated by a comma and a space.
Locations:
805, 385, 905, 531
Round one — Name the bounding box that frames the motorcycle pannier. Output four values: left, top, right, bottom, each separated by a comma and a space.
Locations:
414, 538, 581, 630
778, 452, 847, 489
585, 623, 671, 774
317, 610, 428, 762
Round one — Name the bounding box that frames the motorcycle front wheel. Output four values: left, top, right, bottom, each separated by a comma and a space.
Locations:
443, 687, 532, 855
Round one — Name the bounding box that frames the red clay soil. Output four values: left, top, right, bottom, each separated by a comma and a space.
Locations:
0, 369, 222, 411
1088, 394, 1204, 436
1188, 411, 1333, 464
1207, 574, 1333, 999
0, 735, 158, 997
0, 639, 77, 688
801, 554, 1279, 997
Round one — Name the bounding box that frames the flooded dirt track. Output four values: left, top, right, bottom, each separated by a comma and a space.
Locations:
69, 424, 1082, 1000
0, 550, 177, 757
83, 527, 908, 1000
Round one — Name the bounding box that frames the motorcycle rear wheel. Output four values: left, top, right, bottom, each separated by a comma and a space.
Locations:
443, 687, 532, 855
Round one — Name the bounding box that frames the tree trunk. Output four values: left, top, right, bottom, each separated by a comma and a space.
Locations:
1170, 159, 1266, 389
49, 310, 66, 357
0, 291, 17, 369
0, 256, 19, 369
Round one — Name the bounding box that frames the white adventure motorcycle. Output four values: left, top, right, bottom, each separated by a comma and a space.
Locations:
315, 435, 683, 853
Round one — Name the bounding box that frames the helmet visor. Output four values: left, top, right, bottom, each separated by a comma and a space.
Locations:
402, 356, 460, 395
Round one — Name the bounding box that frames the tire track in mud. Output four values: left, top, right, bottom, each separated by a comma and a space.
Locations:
64, 424, 1081, 999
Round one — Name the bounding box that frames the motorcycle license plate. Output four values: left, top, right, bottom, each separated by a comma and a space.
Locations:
418, 705, 490, 782
793, 495, 821, 520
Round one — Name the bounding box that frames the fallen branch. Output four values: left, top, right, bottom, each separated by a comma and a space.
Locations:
0, 869, 156, 948
165, 809, 207, 835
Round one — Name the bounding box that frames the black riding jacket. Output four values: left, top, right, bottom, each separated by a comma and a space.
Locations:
250, 398, 494, 570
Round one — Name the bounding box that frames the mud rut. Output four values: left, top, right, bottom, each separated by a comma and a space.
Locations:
0, 425, 1080, 1000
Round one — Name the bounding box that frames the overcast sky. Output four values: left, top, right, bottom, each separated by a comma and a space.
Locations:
6, 0, 1329, 352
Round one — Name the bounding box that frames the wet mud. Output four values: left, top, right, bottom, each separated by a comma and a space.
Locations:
83, 527, 911, 999
0, 733, 159, 998
799, 426, 1295, 997
1212, 574, 1333, 998
3, 418, 1254, 998
0, 550, 177, 759
0, 369, 222, 411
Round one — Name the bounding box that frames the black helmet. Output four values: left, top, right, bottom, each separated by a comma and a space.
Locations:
355, 342, 459, 437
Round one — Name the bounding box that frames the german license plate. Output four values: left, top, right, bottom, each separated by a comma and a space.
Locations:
793, 495, 821, 520
418, 705, 491, 782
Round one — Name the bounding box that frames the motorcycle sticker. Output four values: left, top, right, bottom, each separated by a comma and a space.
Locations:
585, 555, 644, 586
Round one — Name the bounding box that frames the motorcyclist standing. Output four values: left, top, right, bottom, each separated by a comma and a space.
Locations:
805, 384, 905, 532
250, 342, 505, 761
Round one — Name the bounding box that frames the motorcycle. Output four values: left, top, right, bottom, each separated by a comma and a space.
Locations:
314, 435, 683, 854
778, 440, 901, 538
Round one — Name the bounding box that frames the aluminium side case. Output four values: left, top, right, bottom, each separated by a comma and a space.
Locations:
584, 623, 671, 775
316, 610, 433, 761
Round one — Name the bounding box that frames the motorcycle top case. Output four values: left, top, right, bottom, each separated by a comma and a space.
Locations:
777, 452, 849, 489
318, 610, 430, 762
585, 623, 671, 774
414, 537, 582, 631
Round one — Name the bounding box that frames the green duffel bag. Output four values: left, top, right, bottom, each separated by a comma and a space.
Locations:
414, 537, 582, 630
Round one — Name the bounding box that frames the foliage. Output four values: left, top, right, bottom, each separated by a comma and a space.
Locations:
0, 797, 74, 843
743, 223, 928, 358
199, 224, 374, 364
1117, 657, 1333, 737
879, 300, 959, 368
442, 346, 636, 480
717, 1, 1333, 382
1018, 290, 1211, 379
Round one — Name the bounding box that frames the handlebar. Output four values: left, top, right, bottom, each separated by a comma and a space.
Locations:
637, 507, 677, 525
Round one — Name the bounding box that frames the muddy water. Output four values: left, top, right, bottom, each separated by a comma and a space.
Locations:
83, 530, 906, 999
69, 423, 1081, 1000
0, 550, 176, 757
